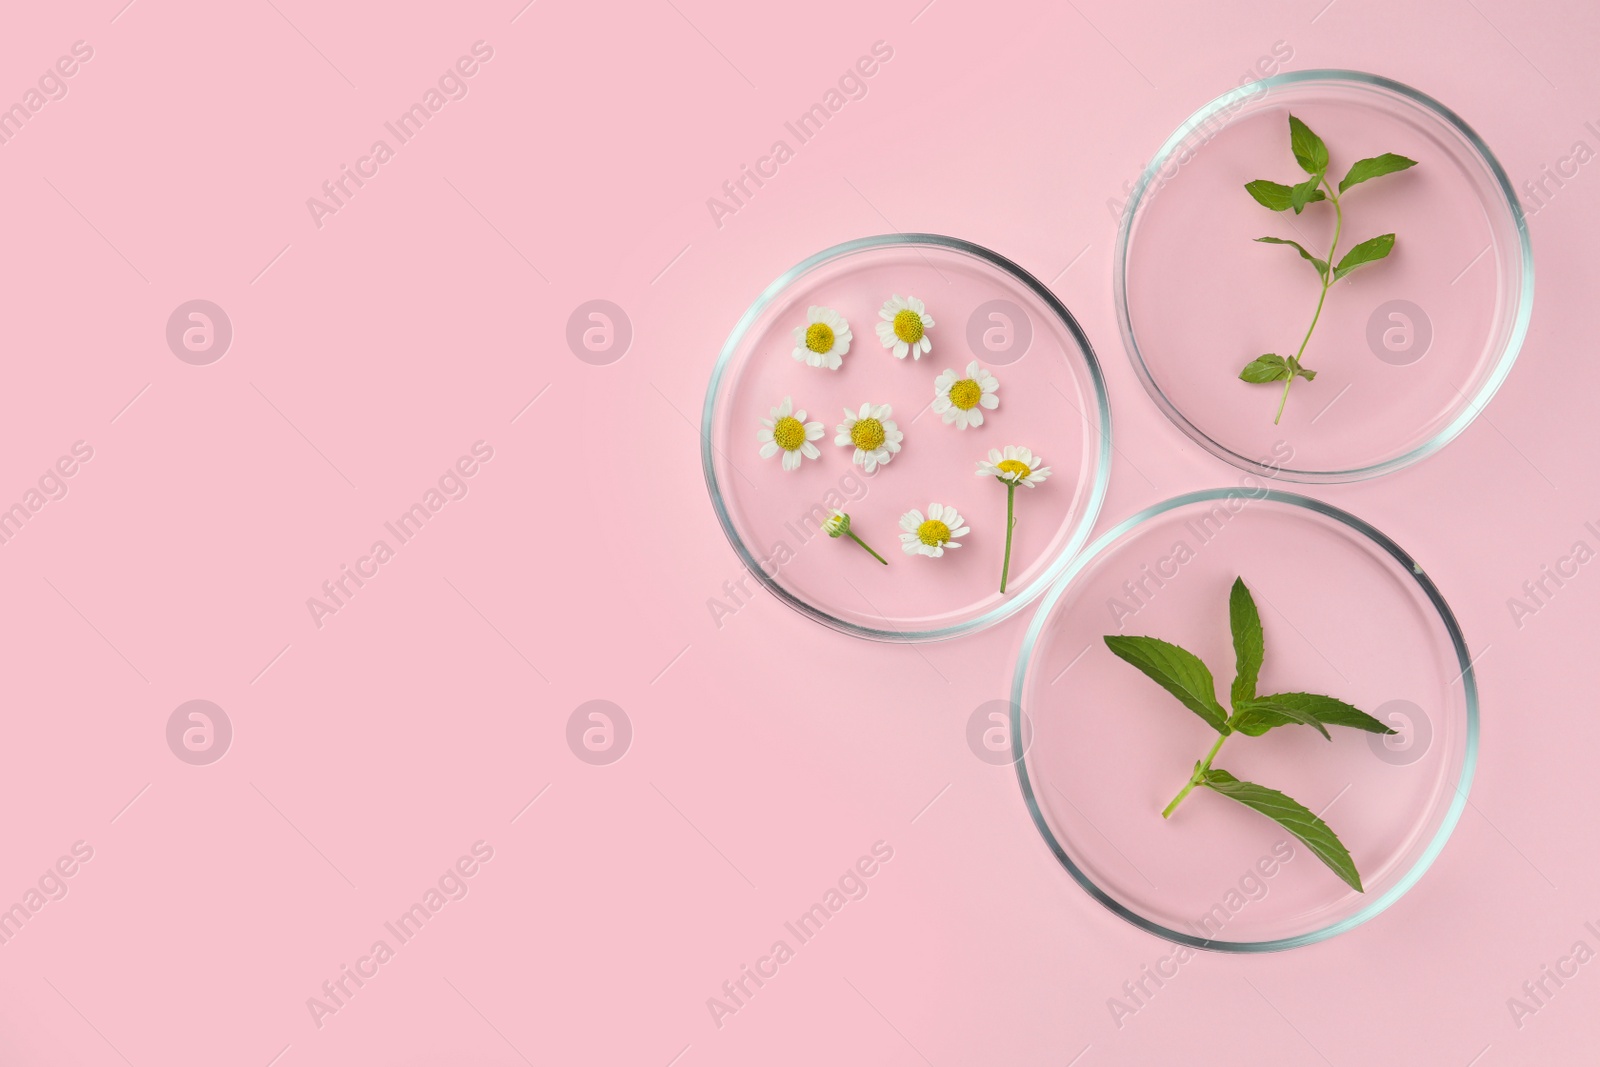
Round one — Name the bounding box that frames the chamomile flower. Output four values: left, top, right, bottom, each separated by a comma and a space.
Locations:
975, 446, 1052, 593
899, 503, 969, 558
823, 509, 888, 565
875, 294, 934, 360
791, 306, 852, 370
975, 445, 1052, 488
933, 361, 1000, 430
834, 402, 903, 473
757, 396, 824, 471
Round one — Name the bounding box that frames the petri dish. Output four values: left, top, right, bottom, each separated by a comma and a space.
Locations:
702, 234, 1111, 641
1116, 70, 1532, 482
1011, 489, 1478, 950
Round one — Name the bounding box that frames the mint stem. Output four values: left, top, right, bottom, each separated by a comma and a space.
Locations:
999, 483, 1017, 593
848, 530, 888, 566
1162, 732, 1229, 818
1275, 179, 1343, 424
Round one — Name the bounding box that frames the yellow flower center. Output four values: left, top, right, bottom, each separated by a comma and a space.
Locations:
805, 322, 835, 354
892, 308, 924, 344
917, 519, 951, 547
850, 417, 886, 451
773, 416, 806, 451
997, 459, 1032, 480
949, 378, 982, 410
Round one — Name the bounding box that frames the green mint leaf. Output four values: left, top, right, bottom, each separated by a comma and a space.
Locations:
1228, 578, 1263, 710
1240, 692, 1396, 735
1229, 712, 1275, 737
1247, 180, 1326, 212
1332, 233, 1395, 281
1337, 152, 1418, 194
1284, 357, 1317, 381
1201, 768, 1363, 891
1239, 355, 1291, 384
1288, 114, 1329, 176
1255, 237, 1328, 279
1245, 180, 1295, 211
1236, 697, 1332, 740
1288, 177, 1325, 214
1104, 635, 1229, 733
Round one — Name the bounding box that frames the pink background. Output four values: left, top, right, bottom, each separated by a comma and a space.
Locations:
0, 1, 1593, 1064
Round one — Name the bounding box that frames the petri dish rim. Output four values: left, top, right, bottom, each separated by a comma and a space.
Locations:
1113, 68, 1534, 483
700, 233, 1113, 642
1009, 487, 1481, 951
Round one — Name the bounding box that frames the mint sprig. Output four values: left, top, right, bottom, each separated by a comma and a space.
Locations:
1103, 576, 1396, 892
1240, 115, 1417, 423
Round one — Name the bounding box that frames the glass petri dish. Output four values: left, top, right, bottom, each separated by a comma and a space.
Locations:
702, 234, 1111, 641
1010, 489, 1478, 950
1115, 70, 1533, 482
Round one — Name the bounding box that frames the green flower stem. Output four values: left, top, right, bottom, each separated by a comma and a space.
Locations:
848, 531, 888, 566
999, 483, 1017, 594
1275, 179, 1343, 424
1162, 731, 1229, 818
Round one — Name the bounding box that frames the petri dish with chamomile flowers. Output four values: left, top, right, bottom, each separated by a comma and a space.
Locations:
701, 234, 1111, 641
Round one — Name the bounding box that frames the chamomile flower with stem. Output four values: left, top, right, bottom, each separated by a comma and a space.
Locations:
823, 509, 888, 565
875, 295, 934, 360
899, 503, 969, 558
757, 396, 824, 471
933, 360, 1000, 430
976, 446, 1051, 594
835, 402, 903, 473
792, 306, 852, 370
